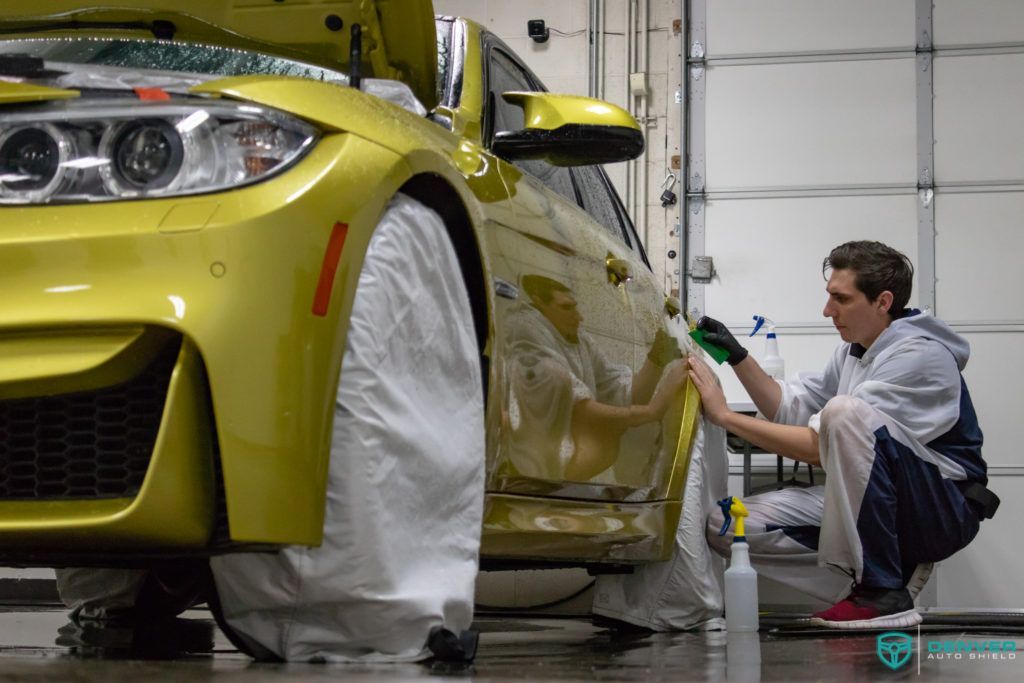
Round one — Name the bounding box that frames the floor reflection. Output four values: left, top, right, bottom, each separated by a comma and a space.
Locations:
0, 607, 1021, 681
55, 615, 216, 659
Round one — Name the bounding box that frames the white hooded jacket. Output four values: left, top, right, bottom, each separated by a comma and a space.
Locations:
773, 309, 986, 484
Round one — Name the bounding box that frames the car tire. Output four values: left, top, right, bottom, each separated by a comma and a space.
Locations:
209, 192, 486, 662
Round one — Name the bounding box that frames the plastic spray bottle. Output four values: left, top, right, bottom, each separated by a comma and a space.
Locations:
749, 315, 784, 380
717, 496, 759, 632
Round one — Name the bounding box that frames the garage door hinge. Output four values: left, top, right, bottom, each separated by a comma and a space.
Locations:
688, 171, 704, 194
918, 188, 933, 209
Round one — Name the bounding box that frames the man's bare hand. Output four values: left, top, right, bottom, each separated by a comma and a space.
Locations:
687, 354, 731, 426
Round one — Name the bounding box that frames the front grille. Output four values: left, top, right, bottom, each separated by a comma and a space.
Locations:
0, 340, 180, 500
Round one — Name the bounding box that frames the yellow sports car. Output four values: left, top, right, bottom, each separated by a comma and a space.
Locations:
0, 0, 700, 659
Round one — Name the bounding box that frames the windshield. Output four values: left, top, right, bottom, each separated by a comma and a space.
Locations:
0, 38, 349, 87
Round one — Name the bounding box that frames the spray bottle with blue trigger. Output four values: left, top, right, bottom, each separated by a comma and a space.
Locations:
718, 496, 760, 632
750, 315, 785, 380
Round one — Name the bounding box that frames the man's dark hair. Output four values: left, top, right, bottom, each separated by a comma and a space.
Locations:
521, 274, 572, 305
823, 241, 914, 315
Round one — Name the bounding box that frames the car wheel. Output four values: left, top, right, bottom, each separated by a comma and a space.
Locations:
209, 192, 486, 662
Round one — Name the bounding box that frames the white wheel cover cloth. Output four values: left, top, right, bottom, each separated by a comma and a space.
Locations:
211, 194, 485, 661
592, 419, 729, 630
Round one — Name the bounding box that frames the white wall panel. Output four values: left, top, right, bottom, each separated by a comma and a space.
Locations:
935, 331, 1022, 608
602, 0, 628, 34
433, 0, 481, 21
703, 195, 919, 324
707, 0, 913, 56
603, 34, 629, 77
934, 0, 1024, 46
479, 0, 583, 36
714, 332, 843, 406
934, 54, 1024, 183
958, 332, 1024, 468
935, 193, 1024, 322
938, 475, 1024, 608
502, 35, 591, 85
435, 0, 591, 88
705, 60, 917, 190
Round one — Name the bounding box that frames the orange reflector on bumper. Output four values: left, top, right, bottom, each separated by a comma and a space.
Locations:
312, 222, 349, 316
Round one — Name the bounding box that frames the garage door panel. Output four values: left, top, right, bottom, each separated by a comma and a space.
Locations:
935, 193, 1024, 322
706, 60, 916, 190
938, 474, 1024, 608
702, 195, 919, 325
934, 0, 1024, 46
706, 0, 913, 56
934, 54, 1024, 183
958, 332, 1024, 467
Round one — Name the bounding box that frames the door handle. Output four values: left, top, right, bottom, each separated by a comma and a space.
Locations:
606, 254, 634, 286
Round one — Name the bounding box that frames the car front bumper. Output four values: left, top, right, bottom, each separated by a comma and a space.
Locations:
0, 132, 408, 553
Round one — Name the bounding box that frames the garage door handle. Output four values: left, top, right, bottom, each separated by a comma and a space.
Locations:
606, 255, 634, 286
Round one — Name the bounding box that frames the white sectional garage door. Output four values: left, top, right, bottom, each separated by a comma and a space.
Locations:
684, 0, 1024, 608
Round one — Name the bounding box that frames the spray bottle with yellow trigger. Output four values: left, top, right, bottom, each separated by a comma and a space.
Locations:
750, 315, 784, 380
717, 496, 759, 632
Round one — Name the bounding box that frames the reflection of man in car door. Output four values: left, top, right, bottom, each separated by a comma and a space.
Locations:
504, 274, 685, 481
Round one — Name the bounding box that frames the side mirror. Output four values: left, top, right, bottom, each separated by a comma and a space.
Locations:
492, 92, 644, 166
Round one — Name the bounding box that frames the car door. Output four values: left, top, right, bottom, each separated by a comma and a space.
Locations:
569, 164, 687, 501
482, 40, 677, 501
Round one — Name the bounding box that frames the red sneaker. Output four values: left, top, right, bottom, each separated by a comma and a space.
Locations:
810, 584, 922, 630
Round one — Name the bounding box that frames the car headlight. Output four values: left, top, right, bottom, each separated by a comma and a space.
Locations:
0, 100, 318, 204
0, 123, 79, 202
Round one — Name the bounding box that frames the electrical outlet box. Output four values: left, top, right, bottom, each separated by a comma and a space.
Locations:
629, 72, 648, 96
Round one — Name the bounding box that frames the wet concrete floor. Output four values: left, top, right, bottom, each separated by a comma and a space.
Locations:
1, 604, 1022, 681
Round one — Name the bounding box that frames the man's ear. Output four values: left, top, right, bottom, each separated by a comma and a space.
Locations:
877, 290, 894, 314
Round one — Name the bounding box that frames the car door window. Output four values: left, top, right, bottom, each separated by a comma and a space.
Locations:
571, 165, 632, 247
488, 50, 527, 136
624, 212, 651, 268
487, 49, 578, 205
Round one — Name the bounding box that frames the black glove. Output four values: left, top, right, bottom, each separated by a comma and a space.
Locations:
647, 328, 682, 367
697, 316, 748, 366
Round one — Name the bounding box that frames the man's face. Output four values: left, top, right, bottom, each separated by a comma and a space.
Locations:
536, 290, 583, 343
822, 268, 893, 348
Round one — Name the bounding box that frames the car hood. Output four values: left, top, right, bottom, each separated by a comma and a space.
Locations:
0, 0, 438, 109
